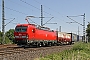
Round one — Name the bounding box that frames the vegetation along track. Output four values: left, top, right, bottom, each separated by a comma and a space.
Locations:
0, 44, 73, 60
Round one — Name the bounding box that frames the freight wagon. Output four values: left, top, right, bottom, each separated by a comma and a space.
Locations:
68, 33, 78, 44
57, 32, 71, 44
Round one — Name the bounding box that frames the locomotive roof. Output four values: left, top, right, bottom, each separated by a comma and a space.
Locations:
16, 24, 36, 27
16, 23, 55, 32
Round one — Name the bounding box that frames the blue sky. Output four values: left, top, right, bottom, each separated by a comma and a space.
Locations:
0, 0, 90, 36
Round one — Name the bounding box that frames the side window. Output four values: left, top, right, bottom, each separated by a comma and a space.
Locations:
32, 29, 35, 33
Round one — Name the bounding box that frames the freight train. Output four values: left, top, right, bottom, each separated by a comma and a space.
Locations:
14, 23, 78, 47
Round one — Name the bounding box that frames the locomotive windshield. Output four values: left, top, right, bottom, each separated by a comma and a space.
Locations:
15, 26, 27, 32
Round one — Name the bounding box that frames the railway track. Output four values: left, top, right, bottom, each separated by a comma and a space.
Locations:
0, 44, 18, 49
0, 44, 73, 60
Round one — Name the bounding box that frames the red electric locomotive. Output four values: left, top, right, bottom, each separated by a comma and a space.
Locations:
14, 23, 57, 47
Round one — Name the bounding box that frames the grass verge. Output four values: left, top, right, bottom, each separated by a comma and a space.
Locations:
39, 42, 90, 60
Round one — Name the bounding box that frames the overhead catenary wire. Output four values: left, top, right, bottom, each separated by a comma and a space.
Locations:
20, 0, 53, 17
20, 0, 40, 10
0, 3, 30, 25
0, 0, 76, 32
1, 12, 20, 25
67, 16, 83, 26
5, 18, 15, 26
19, 0, 70, 27
8, 0, 34, 13
33, 0, 67, 21
0, 4, 26, 25
9, 0, 65, 23
19, 0, 59, 26
5, 6, 28, 15
42, 17, 54, 26
0, 5, 28, 15
31, 0, 77, 28
32, 0, 78, 32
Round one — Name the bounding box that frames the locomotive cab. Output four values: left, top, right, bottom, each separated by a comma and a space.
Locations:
14, 24, 35, 45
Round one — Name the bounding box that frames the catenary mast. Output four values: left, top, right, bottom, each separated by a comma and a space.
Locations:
2, 0, 5, 44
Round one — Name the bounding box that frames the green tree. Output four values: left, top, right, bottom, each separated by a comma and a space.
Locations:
86, 23, 90, 42
0, 30, 14, 44
0, 31, 2, 44
5, 29, 15, 43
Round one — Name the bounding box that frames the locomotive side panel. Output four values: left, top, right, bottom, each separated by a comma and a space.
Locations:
27, 25, 36, 40
29, 28, 57, 46
35, 29, 57, 41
